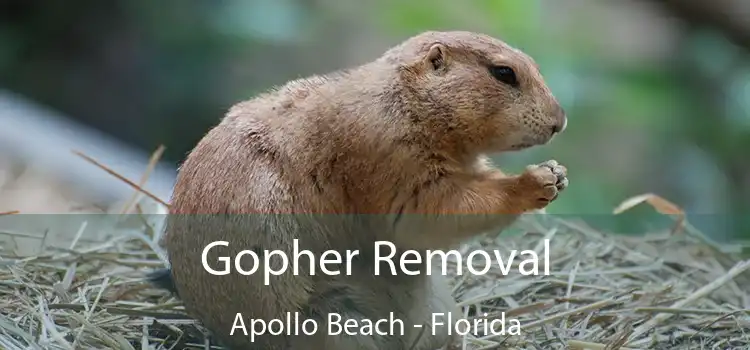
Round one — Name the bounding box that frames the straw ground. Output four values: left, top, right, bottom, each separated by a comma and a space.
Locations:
1, 208, 749, 349
1, 150, 749, 349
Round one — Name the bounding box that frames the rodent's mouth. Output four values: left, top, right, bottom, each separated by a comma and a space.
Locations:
511, 135, 550, 150
508, 143, 534, 150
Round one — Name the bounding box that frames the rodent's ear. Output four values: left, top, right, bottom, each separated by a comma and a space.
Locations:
424, 43, 447, 71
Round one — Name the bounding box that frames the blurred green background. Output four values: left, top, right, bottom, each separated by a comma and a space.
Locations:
1, 0, 748, 242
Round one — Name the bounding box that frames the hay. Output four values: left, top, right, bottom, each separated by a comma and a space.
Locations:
1, 211, 748, 350
1, 149, 749, 349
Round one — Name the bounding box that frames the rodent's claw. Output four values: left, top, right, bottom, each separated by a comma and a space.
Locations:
539, 159, 568, 191
519, 159, 568, 209
541, 159, 558, 168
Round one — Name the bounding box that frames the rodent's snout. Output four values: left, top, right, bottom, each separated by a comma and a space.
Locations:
551, 104, 567, 135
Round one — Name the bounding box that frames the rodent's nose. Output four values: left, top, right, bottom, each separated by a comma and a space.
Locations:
552, 117, 567, 134
551, 105, 567, 134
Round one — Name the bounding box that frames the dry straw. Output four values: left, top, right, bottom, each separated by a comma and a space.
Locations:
1, 148, 748, 349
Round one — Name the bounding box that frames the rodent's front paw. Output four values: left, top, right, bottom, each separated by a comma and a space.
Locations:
518, 159, 568, 209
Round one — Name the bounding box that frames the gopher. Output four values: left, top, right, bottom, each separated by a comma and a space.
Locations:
150, 30, 568, 350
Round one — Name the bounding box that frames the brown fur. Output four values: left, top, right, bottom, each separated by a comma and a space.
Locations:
160, 31, 568, 349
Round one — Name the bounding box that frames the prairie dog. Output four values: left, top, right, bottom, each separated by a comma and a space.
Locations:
152, 30, 568, 349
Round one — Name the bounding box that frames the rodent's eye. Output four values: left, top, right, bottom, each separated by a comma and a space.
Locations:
489, 65, 518, 87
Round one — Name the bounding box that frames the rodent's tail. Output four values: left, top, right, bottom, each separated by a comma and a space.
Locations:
146, 268, 179, 297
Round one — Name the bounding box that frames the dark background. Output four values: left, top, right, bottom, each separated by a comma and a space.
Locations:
1, 0, 749, 242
